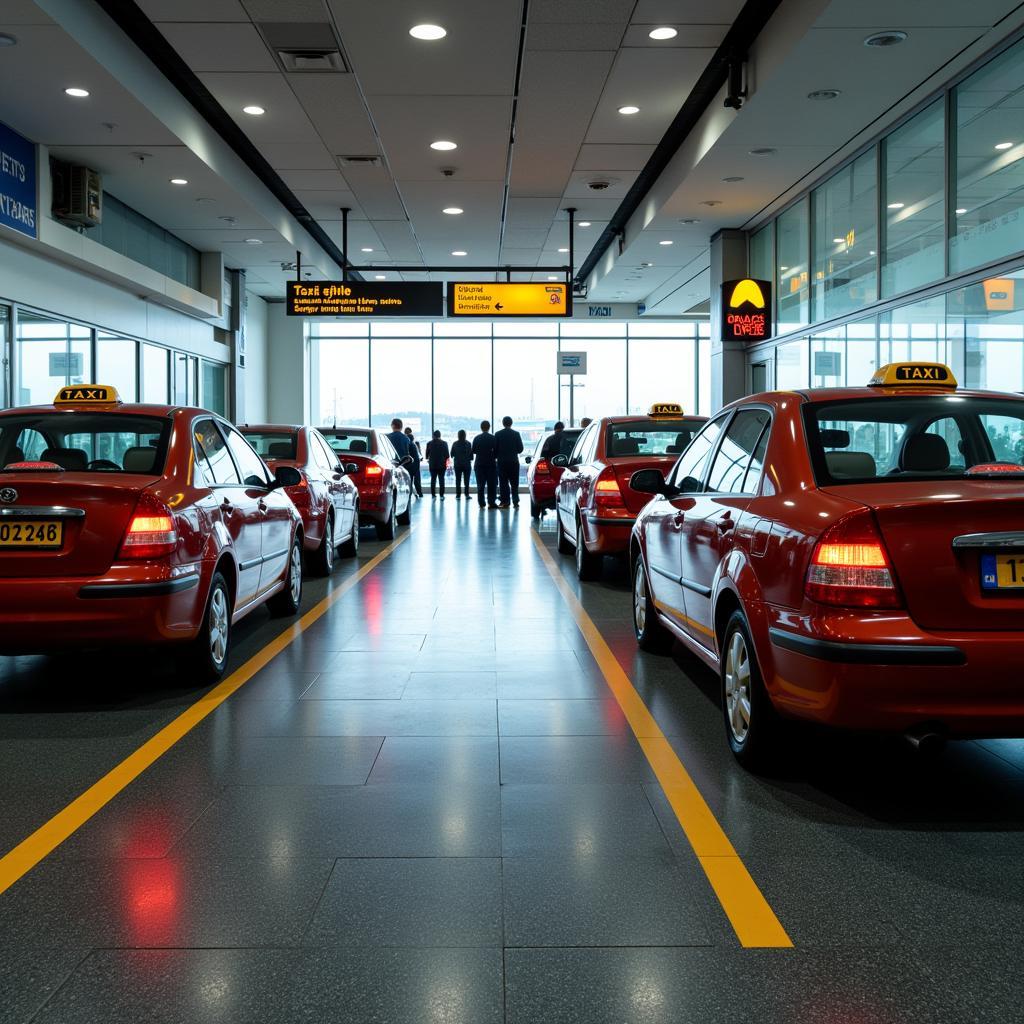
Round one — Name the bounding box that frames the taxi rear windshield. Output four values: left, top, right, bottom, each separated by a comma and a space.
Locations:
805, 396, 1024, 483
242, 431, 297, 460
322, 430, 372, 455
606, 420, 701, 457
0, 413, 170, 474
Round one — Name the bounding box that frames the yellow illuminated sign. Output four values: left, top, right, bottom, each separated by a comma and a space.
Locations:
53, 384, 121, 405
727, 279, 766, 309
649, 402, 684, 417
868, 363, 957, 388
447, 282, 570, 317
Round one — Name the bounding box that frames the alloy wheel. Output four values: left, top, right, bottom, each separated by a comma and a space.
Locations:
208, 585, 229, 667
633, 561, 647, 634
324, 517, 334, 572
724, 630, 752, 744
288, 541, 302, 604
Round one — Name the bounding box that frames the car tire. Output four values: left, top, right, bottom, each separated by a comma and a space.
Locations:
376, 497, 397, 540
268, 535, 304, 617
556, 510, 573, 554
575, 515, 602, 580
530, 500, 542, 519
338, 509, 359, 558
396, 492, 411, 526
308, 513, 335, 577
633, 556, 671, 653
189, 571, 231, 683
721, 609, 781, 770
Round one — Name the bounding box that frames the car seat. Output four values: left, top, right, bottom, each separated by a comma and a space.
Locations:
40, 447, 89, 471
122, 446, 158, 474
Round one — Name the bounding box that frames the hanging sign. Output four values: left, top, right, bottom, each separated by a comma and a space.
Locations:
721, 278, 771, 342
286, 281, 443, 317
448, 282, 571, 317
0, 121, 37, 239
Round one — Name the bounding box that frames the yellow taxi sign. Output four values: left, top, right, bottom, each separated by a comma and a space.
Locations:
868, 363, 957, 389
648, 402, 684, 417
53, 384, 121, 405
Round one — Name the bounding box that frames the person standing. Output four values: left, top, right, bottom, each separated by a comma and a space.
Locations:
404, 427, 424, 498
425, 430, 450, 499
451, 429, 472, 499
579, 417, 593, 429
541, 421, 566, 460
494, 415, 524, 509
471, 420, 499, 509
386, 418, 412, 462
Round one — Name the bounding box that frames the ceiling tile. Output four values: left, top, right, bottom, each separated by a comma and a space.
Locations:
285, 74, 379, 156
631, 0, 744, 24
257, 141, 338, 170
197, 72, 323, 143
156, 24, 278, 72
527, 23, 626, 50
242, 0, 328, 21
138, 0, 247, 20
531, 0, 635, 24
621, 24, 729, 47
575, 144, 655, 171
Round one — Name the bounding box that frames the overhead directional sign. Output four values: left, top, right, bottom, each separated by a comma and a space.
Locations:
447, 282, 571, 318
287, 281, 443, 317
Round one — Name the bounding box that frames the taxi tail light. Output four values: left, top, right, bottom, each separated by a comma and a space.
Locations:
120, 493, 177, 559
363, 463, 384, 478
806, 508, 902, 608
594, 470, 626, 511
534, 458, 551, 476
966, 462, 1024, 477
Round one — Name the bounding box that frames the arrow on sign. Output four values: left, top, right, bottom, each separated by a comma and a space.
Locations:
495, 302, 504, 311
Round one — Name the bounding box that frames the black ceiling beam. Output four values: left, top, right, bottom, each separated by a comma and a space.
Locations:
92, 0, 362, 282
574, 0, 784, 288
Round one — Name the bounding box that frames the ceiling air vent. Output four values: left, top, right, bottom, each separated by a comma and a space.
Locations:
277, 48, 346, 72
338, 155, 381, 167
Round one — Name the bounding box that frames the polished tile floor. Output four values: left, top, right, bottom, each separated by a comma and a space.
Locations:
1, 497, 1022, 1022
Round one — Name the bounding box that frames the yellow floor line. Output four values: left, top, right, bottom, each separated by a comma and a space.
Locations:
0, 529, 412, 898
531, 529, 792, 949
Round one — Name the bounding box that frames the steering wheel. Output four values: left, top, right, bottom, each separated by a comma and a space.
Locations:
88, 459, 120, 471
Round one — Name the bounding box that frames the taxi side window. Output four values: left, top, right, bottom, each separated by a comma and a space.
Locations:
16, 429, 48, 462
743, 422, 771, 494
706, 410, 771, 494
671, 417, 725, 492
194, 419, 240, 486
379, 435, 397, 462
223, 425, 272, 488
570, 424, 596, 466
313, 433, 339, 472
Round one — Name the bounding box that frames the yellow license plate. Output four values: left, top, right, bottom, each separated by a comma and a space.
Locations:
0, 520, 64, 549
982, 553, 1024, 590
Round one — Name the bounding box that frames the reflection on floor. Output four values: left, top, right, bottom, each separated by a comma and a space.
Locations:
0, 498, 1022, 1022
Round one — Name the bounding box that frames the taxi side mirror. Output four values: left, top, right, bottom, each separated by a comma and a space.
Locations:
344, 462, 360, 474
630, 469, 669, 495
550, 454, 570, 469
271, 465, 302, 489
524, 455, 532, 464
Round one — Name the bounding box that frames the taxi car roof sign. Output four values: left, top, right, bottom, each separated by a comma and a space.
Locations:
868, 363, 957, 389
53, 384, 122, 406
648, 402, 685, 417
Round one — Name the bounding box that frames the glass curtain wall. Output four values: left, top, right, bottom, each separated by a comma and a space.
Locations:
312, 320, 710, 435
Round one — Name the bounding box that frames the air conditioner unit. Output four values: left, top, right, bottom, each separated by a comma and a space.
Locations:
51, 160, 102, 227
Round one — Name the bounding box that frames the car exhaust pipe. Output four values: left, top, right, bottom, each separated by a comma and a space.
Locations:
905, 726, 946, 756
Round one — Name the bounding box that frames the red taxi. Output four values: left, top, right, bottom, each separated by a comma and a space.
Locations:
629, 363, 1024, 767
319, 427, 412, 540
0, 385, 304, 680
241, 425, 360, 574
553, 405, 706, 579
525, 427, 581, 519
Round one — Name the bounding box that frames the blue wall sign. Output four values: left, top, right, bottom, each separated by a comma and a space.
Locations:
0, 121, 37, 239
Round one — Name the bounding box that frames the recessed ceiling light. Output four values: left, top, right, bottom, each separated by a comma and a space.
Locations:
722, 176, 744, 182
169, 178, 188, 185
430, 140, 457, 151
749, 147, 776, 155
659, 240, 673, 245
242, 105, 265, 116
700, 200, 721, 207
864, 30, 907, 47
807, 89, 841, 101
375, 275, 387, 280
410, 24, 446, 40
618, 105, 640, 115
995, 141, 1014, 151
442, 207, 463, 215
887, 202, 905, 209
451, 250, 467, 256
558, 247, 569, 253
244, 238, 263, 245
361, 247, 374, 253
955, 207, 967, 215
578, 221, 591, 227
0, 33, 18, 47
869, 250, 876, 256
65, 87, 89, 98
547, 275, 559, 281
832, 237, 845, 244
649, 26, 677, 40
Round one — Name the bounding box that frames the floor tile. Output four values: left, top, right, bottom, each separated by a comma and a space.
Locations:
367, 736, 499, 785
499, 735, 657, 784
0, 946, 88, 1024
210, 735, 384, 785
298, 670, 409, 700
498, 699, 628, 735
402, 672, 498, 699
266, 699, 498, 737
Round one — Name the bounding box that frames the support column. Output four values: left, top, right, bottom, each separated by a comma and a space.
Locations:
709, 228, 749, 412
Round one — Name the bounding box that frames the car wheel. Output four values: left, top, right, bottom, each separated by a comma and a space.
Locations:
575, 514, 602, 581
338, 509, 359, 558
189, 571, 231, 682
308, 513, 335, 577
268, 535, 304, 617
530, 500, 542, 519
396, 491, 411, 526
376, 496, 397, 540
556, 510, 573, 554
721, 609, 780, 770
633, 556, 671, 652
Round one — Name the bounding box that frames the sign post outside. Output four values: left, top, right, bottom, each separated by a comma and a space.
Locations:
557, 351, 587, 427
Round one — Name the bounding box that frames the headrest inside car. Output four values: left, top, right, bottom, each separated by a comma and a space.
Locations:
819, 428, 851, 449
825, 450, 877, 479
614, 438, 640, 456
267, 441, 293, 457
40, 447, 88, 472
901, 433, 951, 472
122, 446, 157, 474
349, 439, 368, 453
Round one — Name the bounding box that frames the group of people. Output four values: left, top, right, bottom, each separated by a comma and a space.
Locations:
385, 417, 526, 509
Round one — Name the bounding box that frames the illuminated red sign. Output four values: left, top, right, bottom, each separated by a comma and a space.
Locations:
722, 278, 772, 342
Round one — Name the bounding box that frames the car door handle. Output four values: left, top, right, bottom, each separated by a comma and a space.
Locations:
717, 514, 735, 533
669, 514, 686, 531
257, 499, 269, 512
220, 497, 234, 513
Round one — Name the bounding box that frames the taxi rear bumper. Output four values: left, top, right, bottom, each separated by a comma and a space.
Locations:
0, 571, 205, 650
583, 515, 636, 554
762, 609, 1024, 735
